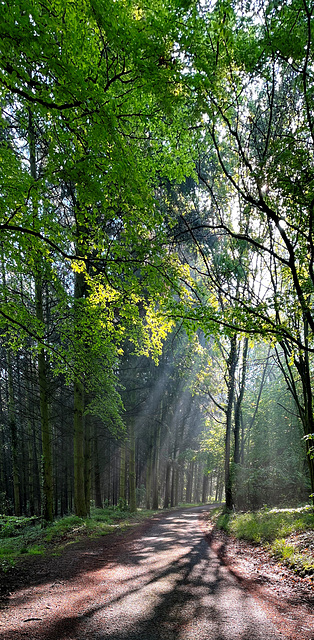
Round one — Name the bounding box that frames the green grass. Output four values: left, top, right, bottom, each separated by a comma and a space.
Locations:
0, 502, 213, 572
213, 505, 314, 577
216, 505, 314, 542
270, 537, 314, 576
0, 506, 161, 571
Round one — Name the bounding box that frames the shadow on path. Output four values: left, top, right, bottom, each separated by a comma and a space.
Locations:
0, 507, 281, 640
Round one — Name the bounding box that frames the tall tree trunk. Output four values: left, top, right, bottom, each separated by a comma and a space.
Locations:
84, 411, 92, 516
202, 471, 209, 504
225, 335, 238, 511
7, 353, 20, 516
152, 420, 161, 510
25, 359, 34, 516
0, 384, 6, 502
234, 337, 248, 465
36, 296, 53, 521
93, 424, 102, 508
29, 108, 53, 521
193, 461, 201, 503
119, 441, 126, 505
74, 376, 86, 516
145, 446, 152, 509
129, 417, 136, 513
33, 418, 41, 516
186, 460, 194, 503
73, 265, 87, 517
1, 255, 20, 515
174, 463, 179, 506
170, 459, 178, 507
163, 459, 171, 508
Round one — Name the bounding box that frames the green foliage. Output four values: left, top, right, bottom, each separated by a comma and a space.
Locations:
0, 506, 158, 569
233, 344, 310, 509
215, 503, 314, 577
0, 0, 195, 425
0, 518, 44, 571
43, 516, 86, 543
270, 538, 314, 577
216, 512, 231, 533
218, 505, 314, 543
0, 515, 41, 538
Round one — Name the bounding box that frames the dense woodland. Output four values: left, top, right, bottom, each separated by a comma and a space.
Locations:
0, 0, 313, 520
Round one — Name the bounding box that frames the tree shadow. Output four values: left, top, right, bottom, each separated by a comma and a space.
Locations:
0, 507, 280, 640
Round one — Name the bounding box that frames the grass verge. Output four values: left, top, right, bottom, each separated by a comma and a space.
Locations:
212, 505, 314, 578
0, 502, 203, 572
0, 507, 158, 572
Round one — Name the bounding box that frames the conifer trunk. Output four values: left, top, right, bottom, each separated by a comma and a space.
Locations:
225, 335, 238, 511
152, 420, 161, 510
145, 448, 152, 509
129, 418, 136, 513
234, 338, 248, 465
84, 411, 91, 516
163, 459, 171, 508
202, 472, 209, 504
7, 353, 20, 516
119, 442, 126, 505
93, 424, 102, 508
29, 107, 53, 521
25, 360, 34, 515
36, 290, 53, 521
74, 375, 86, 516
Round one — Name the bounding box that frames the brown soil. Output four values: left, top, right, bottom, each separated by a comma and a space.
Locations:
0, 518, 156, 605
203, 522, 314, 640
0, 512, 313, 639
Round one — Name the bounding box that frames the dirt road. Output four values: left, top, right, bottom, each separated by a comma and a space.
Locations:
0, 505, 291, 639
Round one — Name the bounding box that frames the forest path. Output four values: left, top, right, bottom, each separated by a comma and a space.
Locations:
0, 505, 288, 640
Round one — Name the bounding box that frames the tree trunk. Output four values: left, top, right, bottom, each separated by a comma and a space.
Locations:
73, 264, 87, 517
170, 459, 178, 507
145, 445, 152, 509
234, 337, 248, 465
29, 108, 53, 521
37, 300, 53, 521
186, 459, 194, 503
26, 361, 34, 516
277, 325, 314, 502
7, 353, 20, 516
163, 460, 171, 508
0, 385, 6, 502
129, 418, 136, 513
93, 424, 102, 508
202, 472, 209, 504
84, 411, 92, 516
152, 420, 161, 510
225, 335, 238, 510
74, 377, 86, 516
119, 441, 126, 505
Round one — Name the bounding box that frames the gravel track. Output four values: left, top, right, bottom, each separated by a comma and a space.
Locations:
0, 506, 287, 640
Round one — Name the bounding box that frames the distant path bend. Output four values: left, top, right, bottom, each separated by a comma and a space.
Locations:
1, 506, 283, 640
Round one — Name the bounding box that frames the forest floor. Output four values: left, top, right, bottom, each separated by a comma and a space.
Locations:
203, 520, 314, 640
0, 507, 313, 640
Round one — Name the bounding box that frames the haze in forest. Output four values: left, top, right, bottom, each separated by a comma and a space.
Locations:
0, 0, 313, 522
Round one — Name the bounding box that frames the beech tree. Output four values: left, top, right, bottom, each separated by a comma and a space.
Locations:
0, 0, 195, 517
1, 0, 313, 517
175, 0, 314, 499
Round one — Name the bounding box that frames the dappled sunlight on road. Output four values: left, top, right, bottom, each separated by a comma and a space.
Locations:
0, 507, 281, 640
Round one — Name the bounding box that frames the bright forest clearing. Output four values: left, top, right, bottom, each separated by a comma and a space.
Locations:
0, 0, 313, 554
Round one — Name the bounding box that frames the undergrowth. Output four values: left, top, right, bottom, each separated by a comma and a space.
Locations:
213, 505, 314, 578
0, 503, 203, 572
0, 506, 157, 572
